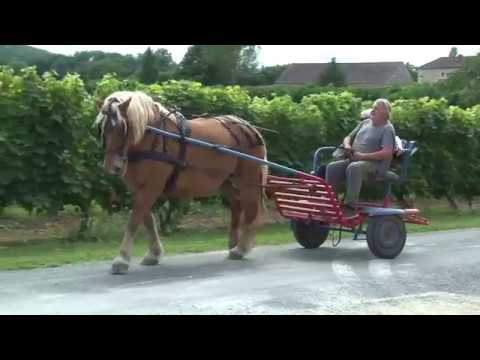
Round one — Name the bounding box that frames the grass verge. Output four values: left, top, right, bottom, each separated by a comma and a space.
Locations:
0, 207, 478, 271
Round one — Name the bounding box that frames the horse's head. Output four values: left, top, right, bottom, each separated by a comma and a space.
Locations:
94, 95, 133, 176
94, 91, 168, 177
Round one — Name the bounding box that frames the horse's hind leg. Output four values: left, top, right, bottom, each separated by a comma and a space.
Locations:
229, 187, 261, 260
140, 212, 164, 266
229, 200, 243, 250
221, 182, 243, 250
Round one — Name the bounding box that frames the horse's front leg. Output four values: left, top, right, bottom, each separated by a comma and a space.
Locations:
111, 191, 157, 274
140, 212, 164, 266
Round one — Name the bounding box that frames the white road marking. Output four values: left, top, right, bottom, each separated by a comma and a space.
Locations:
342, 292, 480, 315
332, 260, 359, 281
37, 293, 67, 301
368, 260, 392, 279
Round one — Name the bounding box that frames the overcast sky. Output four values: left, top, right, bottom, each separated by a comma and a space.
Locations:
30, 45, 480, 67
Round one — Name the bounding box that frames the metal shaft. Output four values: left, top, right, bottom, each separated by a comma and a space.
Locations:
146, 126, 316, 179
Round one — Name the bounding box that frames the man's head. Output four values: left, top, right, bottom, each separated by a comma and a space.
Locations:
371, 98, 391, 125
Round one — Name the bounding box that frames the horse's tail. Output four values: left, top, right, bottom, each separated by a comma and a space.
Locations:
251, 126, 269, 213
260, 153, 269, 212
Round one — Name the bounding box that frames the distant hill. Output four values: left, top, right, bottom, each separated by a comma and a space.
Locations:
0, 45, 183, 90
0, 45, 65, 69
0, 45, 139, 82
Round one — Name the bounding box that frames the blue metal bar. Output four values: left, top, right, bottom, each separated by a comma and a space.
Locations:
146, 126, 314, 178
312, 146, 336, 173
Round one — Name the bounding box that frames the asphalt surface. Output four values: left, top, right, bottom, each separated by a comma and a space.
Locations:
1, 228, 480, 315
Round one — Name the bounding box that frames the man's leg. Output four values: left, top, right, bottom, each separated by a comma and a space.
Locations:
326, 159, 350, 192
344, 161, 376, 206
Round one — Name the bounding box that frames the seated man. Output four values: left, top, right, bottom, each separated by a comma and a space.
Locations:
326, 99, 396, 217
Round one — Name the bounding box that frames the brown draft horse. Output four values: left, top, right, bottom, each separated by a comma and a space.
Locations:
94, 91, 268, 274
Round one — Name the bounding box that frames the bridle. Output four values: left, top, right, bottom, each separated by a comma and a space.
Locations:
99, 97, 130, 168
97, 97, 185, 180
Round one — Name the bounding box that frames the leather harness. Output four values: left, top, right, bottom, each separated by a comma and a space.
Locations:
127, 107, 191, 195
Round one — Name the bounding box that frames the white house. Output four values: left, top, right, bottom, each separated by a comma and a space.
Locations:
418, 56, 475, 84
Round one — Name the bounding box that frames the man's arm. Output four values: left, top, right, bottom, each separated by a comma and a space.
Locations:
344, 120, 366, 150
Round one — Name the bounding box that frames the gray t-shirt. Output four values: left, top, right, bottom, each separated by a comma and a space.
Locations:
349, 119, 396, 175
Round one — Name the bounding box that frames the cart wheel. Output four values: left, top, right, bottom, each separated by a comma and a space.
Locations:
291, 220, 329, 249
367, 215, 406, 259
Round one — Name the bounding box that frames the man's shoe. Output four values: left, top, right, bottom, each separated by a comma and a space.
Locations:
343, 204, 357, 218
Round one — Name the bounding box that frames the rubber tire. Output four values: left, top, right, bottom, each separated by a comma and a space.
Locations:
367, 215, 406, 259
291, 220, 329, 249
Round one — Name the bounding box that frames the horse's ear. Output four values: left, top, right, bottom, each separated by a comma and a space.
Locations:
96, 99, 104, 111
118, 97, 132, 114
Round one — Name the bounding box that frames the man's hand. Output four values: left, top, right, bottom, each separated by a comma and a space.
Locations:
343, 137, 352, 150
344, 147, 354, 159
353, 152, 366, 161
353, 147, 394, 162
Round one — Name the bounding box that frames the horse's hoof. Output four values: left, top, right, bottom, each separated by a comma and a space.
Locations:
111, 257, 130, 275
228, 248, 245, 260
140, 253, 162, 266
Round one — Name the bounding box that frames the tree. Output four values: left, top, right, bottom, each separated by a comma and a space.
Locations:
203, 45, 243, 85
237, 65, 287, 86
237, 46, 260, 74
50, 55, 74, 78
7, 60, 28, 72
234, 46, 262, 85
440, 54, 480, 107
449, 47, 459, 57
153, 48, 177, 82
259, 65, 287, 85
72, 52, 136, 80
176, 45, 260, 85
406, 62, 418, 82
176, 45, 209, 83
52, 51, 137, 82
138, 47, 158, 84
318, 57, 346, 86
153, 48, 176, 72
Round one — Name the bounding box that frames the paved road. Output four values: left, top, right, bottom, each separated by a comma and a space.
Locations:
1, 228, 480, 315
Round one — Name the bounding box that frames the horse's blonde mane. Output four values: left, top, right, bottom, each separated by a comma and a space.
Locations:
99, 91, 175, 145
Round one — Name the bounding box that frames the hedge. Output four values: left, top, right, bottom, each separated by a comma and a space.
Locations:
1, 68, 479, 231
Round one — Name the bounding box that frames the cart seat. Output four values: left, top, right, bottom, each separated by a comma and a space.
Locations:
374, 140, 418, 185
